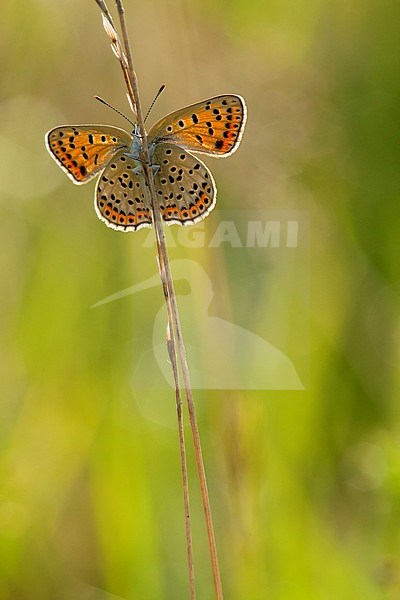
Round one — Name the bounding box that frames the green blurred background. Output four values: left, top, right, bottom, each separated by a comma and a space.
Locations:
1, 0, 399, 598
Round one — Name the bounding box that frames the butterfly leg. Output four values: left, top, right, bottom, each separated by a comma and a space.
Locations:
132, 163, 159, 179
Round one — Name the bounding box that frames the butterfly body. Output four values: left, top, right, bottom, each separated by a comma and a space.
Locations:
45, 94, 247, 231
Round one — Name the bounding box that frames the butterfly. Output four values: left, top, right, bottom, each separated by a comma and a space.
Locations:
45, 94, 247, 231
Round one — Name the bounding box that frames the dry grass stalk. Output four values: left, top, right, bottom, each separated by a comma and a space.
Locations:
93, 1, 223, 598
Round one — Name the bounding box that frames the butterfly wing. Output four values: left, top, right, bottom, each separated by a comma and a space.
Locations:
45, 125, 132, 184
152, 142, 216, 225
148, 95, 247, 158
95, 150, 152, 231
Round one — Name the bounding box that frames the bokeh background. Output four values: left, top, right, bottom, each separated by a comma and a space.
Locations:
1, 0, 399, 598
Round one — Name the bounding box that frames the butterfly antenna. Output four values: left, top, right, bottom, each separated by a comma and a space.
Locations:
144, 84, 166, 123
94, 96, 135, 128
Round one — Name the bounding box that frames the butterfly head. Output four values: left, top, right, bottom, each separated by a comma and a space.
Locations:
124, 123, 143, 160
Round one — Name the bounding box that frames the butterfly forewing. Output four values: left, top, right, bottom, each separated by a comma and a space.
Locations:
152, 143, 216, 225
148, 95, 247, 158
95, 150, 152, 231
46, 126, 132, 183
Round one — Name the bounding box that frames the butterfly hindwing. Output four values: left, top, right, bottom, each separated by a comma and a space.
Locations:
45, 125, 132, 184
152, 142, 216, 225
148, 95, 247, 158
95, 150, 152, 231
